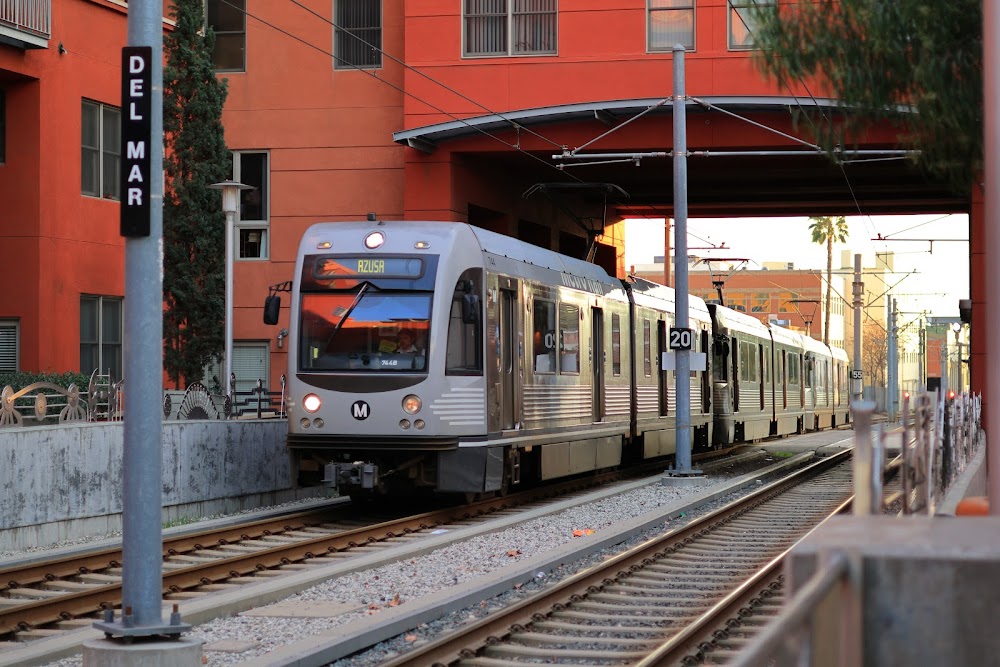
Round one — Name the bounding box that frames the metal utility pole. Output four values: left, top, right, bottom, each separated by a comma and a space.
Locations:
918, 318, 925, 390
668, 45, 698, 478
985, 0, 1000, 514
89, 0, 197, 660
888, 298, 898, 422
941, 337, 949, 397
663, 220, 672, 287
852, 254, 864, 405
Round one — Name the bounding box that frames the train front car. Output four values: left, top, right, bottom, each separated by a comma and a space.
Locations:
285, 221, 489, 499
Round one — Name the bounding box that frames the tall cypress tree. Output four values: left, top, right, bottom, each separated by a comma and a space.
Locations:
163, 0, 230, 389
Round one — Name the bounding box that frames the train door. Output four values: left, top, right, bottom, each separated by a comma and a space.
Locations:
782, 349, 788, 409
732, 337, 740, 412
701, 329, 711, 413
657, 320, 668, 416
758, 343, 765, 410
591, 308, 604, 422
499, 282, 518, 430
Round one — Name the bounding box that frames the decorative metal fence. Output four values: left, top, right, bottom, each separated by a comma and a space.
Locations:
0, 371, 286, 429
733, 391, 985, 667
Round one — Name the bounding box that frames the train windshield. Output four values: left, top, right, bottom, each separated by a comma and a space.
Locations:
299, 289, 431, 372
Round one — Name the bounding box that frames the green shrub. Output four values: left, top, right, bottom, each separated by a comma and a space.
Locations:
0, 371, 91, 392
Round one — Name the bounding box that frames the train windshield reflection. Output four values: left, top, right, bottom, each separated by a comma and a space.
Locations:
299, 291, 431, 372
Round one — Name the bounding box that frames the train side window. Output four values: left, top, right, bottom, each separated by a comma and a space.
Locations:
712, 336, 728, 381
446, 269, 483, 375
611, 313, 622, 376
788, 354, 800, 385
643, 319, 651, 377
532, 299, 557, 374
559, 304, 580, 374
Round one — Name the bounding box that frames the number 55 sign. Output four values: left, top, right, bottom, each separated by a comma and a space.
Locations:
850, 369, 863, 380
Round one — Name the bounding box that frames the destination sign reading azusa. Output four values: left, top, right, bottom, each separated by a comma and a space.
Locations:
314, 257, 424, 279
120, 46, 152, 237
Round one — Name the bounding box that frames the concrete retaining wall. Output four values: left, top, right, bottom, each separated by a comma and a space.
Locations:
0, 420, 325, 551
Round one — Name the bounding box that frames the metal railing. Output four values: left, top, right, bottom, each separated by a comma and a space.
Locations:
1, 372, 287, 428
733, 391, 985, 667
0, 369, 122, 427
0, 0, 50, 38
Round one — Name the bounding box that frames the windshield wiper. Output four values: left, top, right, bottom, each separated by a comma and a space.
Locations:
325, 281, 373, 348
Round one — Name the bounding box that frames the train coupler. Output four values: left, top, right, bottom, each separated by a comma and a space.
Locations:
323, 462, 378, 490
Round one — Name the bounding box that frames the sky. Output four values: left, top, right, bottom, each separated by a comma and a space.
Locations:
624, 214, 970, 321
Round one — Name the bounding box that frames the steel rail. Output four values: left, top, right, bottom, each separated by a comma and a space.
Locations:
0, 449, 746, 638
635, 495, 854, 665
380, 448, 853, 666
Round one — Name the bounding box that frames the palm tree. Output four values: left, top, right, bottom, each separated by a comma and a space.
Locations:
808, 216, 849, 346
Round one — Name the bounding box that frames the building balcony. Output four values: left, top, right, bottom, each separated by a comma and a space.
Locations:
0, 0, 50, 49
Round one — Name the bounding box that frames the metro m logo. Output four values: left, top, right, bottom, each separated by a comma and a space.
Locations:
351, 400, 370, 420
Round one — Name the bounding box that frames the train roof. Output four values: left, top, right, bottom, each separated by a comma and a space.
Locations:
298, 221, 623, 295
709, 303, 771, 337
469, 225, 621, 290
768, 321, 805, 347
800, 334, 833, 357
627, 276, 711, 320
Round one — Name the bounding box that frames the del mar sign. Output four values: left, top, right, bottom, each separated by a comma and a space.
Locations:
120, 46, 152, 237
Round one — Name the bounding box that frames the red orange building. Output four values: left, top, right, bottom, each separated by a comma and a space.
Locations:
1, 1, 980, 399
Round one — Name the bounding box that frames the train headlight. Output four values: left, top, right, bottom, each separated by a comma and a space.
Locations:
402, 394, 421, 414
364, 231, 385, 249
303, 394, 322, 413
414, 419, 425, 430
313, 418, 325, 428
299, 418, 311, 429
399, 419, 411, 429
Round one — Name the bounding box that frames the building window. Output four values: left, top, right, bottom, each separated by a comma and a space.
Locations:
231, 151, 269, 259
0, 320, 18, 372
335, 0, 382, 69
729, 0, 774, 50
0, 90, 6, 165
82, 101, 120, 200
207, 0, 246, 71
648, 0, 694, 52
464, 0, 557, 57
204, 342, 269, 395
80, 296, 123, 381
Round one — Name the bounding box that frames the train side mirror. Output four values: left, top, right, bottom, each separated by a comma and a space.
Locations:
263, 295, 281, 325
462, 294, 480, 324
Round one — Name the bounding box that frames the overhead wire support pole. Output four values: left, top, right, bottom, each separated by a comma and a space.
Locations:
852, 254, 864, 408
666, 45, 699, 479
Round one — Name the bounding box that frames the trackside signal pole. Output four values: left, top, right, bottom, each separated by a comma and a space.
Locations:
88, 0, 199, 661
664, 45, 700, 481
852, 254, 864, 407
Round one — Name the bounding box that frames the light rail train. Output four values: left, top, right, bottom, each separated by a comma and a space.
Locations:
264, 220, 851, 499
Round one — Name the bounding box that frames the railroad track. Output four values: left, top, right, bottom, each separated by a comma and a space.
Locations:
379, 448, 854, 666
0, 446, 755, 645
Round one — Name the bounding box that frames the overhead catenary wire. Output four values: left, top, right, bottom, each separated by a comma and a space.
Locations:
285, 0, 567, 151
215, 0, 584, 185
